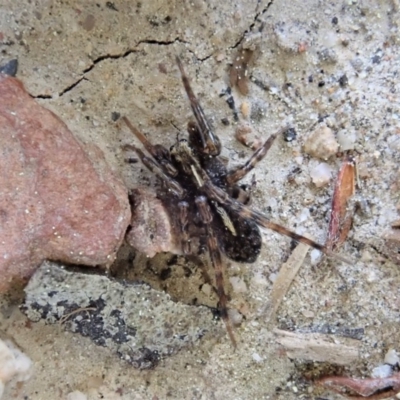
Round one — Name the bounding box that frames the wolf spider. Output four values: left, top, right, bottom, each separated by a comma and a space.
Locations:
123, 57, 347, 346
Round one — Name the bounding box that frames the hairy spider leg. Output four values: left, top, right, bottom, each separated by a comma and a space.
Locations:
127, 128, 237, 343
124, 119, 202, 256
204, 181, 351, 264
123, 116, 178, 177
226, 126, 289, 185
178, 201, 191, 255
176, 56, 221, 156
123, 143, 185, 199
195, 196, 236, 347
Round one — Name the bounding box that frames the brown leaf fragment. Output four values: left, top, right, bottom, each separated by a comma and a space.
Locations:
318, 371, 400, 399
326, 155, 356, 251
229, 48, 254, 95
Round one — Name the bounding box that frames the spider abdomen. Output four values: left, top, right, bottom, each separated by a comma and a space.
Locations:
213, 206, 262, 263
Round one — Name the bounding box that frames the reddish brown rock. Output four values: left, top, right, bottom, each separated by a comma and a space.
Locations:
126, 188, 176, 258
0, 74, 131, 291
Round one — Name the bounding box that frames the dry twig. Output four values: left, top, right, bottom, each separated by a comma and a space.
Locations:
263, 242, 309, 324
274, 329, 360, 366
318, 372, 400, 399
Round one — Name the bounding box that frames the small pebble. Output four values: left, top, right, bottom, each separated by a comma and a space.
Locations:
294, 156, 303, 165
252, 353, 263, 363
228, 308, 243, 326
235, 123, 262, 150
310, 162, 332, 187
299, 208, 310, 223
268, 272, 278, 283
310, 249, 322, 265
67, 391, 88, 400
240, 101, 251, 119
338, 74, 348, 87
304, 126, 339, 160
385, 349, 400, 366
0, 340, 32, 399
360, 250, 373, 262
229, 276, 247, 293
215, 52, 225, 62
318, 48, 338, 64
201, 283, 212, 297
250, 100, 267, 122
351, 57, 364, 72
337, 129, 357, 151
0, 59, 18, 77
371, 364, 392, 379
302, 310, 315, 318
283, 127, 297, 142
251, 272, 268, 287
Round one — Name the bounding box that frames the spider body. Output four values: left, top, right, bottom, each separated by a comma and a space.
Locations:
168, 131, 263, 264
124, 57, 345, 346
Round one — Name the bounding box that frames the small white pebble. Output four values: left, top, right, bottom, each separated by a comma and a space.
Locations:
337, 130, 357, 151
310, 162, 332, 187
252, 353, 263, 363
67, 391, 88, 400
215, 52, 225, 62
294, 156, 303, 165
227, 308, 243, 326
373, 150, 381, 159
229, 276, 247, 293
360, 250, 373, 263
268, 272, 277, 283
299, 208, 310, 223
251, 272, 268, 287
364, 268, 380, 283
201, 283, 212, 297
0, 340, 32, 399
310, 249, 322, 265
371, 364, 392, 379
385, 349, 400, 366
302, 310, 315, 318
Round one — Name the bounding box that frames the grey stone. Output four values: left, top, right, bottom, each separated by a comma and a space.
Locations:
22, 261, 218, 369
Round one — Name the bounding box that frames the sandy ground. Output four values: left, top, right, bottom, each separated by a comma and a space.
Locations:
1, 0, 400, 399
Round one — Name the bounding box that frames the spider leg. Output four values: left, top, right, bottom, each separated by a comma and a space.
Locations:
124, 143, 185, 199
178, 201, 191, 254
123, 116, 178, 177
203, 181, 351, 264
195, 195, 236, 347
226, 126, 287, 185
176, 56, 221, 156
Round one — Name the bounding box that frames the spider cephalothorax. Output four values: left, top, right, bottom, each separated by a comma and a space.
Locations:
124, 57, 345, 346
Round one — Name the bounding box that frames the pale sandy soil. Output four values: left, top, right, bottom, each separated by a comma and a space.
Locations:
0, 1, 399, 399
